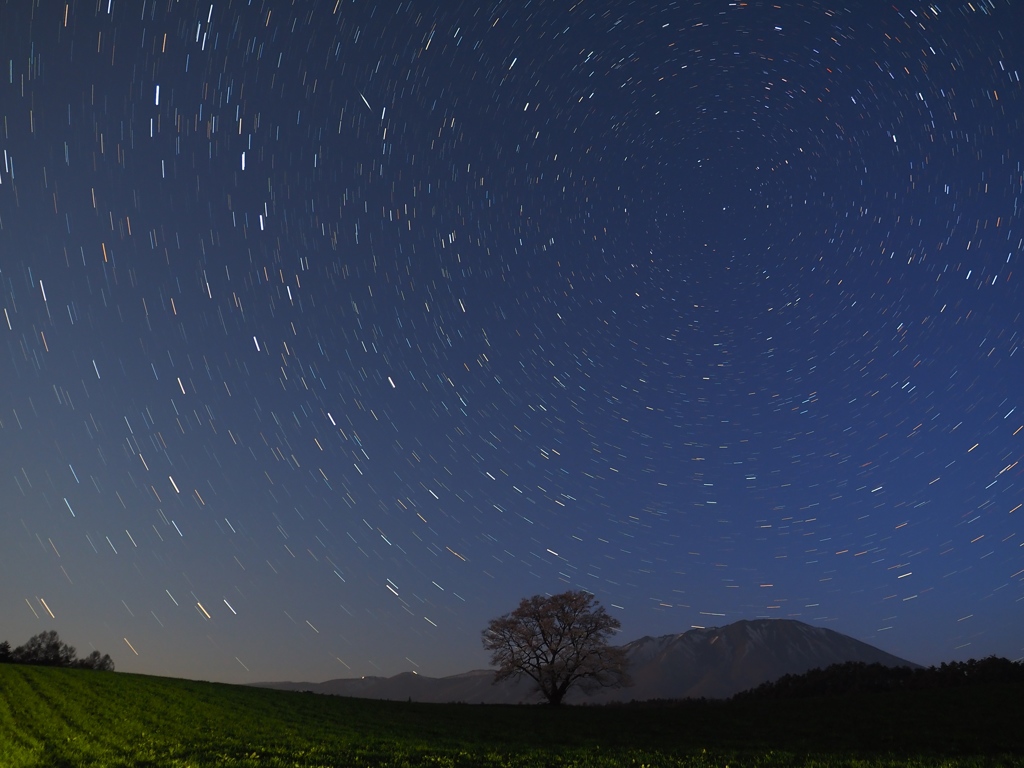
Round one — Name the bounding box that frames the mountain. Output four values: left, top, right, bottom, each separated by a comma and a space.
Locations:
596, 618, 918, 701
254, 618, 917, 704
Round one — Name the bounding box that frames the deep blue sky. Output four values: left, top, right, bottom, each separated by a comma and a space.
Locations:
1, 0, 1022, 685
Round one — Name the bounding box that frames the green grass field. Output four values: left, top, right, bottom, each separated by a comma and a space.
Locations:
0, 664, 1020, 767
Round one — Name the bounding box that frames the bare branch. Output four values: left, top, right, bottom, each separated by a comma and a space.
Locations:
482, 590, 632, 705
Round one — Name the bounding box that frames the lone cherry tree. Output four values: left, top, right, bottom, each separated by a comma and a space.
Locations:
482, 590, 631, 705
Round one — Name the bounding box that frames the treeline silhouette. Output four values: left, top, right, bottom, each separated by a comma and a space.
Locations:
0, 630, 114, 672
733, 656, 1023, 700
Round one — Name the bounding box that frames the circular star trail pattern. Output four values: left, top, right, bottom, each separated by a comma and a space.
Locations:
1, 0, 1021, 683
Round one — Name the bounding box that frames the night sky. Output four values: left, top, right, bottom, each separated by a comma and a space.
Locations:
2, 0, 1022, 686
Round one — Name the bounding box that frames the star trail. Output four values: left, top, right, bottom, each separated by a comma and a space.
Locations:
1, 0, 1022, 685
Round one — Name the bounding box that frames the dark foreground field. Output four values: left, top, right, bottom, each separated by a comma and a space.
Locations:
0, 664, 1020, 767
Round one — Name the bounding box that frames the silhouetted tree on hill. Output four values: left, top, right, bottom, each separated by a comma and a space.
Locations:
2, 631, 114, 671
14, 630, 78, 667
75, 649, 116, 672
733, 656, 1024, 701
483, 590, 631, 705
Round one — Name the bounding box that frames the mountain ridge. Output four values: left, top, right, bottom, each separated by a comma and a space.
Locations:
254, 618, 917, 704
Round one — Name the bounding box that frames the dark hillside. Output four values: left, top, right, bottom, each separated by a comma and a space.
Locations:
734, 656, 1024, 700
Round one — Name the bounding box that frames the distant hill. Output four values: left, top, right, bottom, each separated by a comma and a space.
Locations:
254, 618, 917, 704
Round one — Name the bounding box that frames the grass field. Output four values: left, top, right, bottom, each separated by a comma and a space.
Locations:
0, 664, 1020, 767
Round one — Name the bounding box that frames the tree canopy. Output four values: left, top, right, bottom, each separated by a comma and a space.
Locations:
482, 590, 631, 705
0, 631, 114, 671
733, 656, 1024, 701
